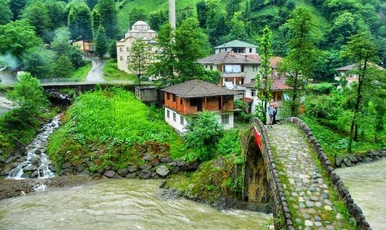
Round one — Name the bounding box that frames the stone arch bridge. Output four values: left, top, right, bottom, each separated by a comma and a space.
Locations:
242, 117, 372, 230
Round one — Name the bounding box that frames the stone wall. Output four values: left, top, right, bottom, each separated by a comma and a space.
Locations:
284, 117, 372, 230
246, 117, 295, 230
335, 149, 386, 168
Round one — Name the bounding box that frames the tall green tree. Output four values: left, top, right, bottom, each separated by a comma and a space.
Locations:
21, 1, 52, 41
96, 0, 118, 39
51, 27, 72, 56
279, 7, 320, 117
7, 72, 49, 115
9, 0, 27, 21
22, 45, 55, 78
341, 33, 379, 152
148, 10, 168, 32
44, 0, 66, 30
174, 17, 210, 82
0, 0, 12, 25
0, 19, 42, 60
225, 0, 242, 19
256, 26, 273, 124
4, 72, 49, 145
128, 38, 150, 85
55, 55, 74, 78
94, 26, 108, 58
67, 2, 92, 40
184, 111, 224, 162
148, 23, 176, 85
91, 10, 101, 35
51, 27, 85, 69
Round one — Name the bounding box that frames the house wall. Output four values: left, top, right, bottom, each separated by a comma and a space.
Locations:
215, 47, 257, 54
164, 108, 234, 133
203, 64, 259, 87
165, 108, 186, 133
116, 21, 157, 73
135, 87, 159, 102
163, 92, 234, 115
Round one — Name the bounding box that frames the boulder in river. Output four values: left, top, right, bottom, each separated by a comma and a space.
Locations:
156, 165, 170, 177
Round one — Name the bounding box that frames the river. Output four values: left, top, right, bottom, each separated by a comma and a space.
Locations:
0, 179, 272, 230
336, 158, 386, 230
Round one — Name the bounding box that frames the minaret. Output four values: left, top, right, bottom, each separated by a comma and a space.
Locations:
169, 0, 176, 28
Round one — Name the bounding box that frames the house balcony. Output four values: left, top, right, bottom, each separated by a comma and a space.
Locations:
222, 72, 246, 78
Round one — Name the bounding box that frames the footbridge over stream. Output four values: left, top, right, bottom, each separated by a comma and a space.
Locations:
242, 117, 372, 230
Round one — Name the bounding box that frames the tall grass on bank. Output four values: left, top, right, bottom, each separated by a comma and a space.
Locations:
70, 62, 92, 81
302, 117, 384, 161
103, 59, 136, 81
47, 88, 185, 170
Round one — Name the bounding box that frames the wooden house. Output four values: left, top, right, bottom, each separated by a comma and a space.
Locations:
161, 80, 238, 132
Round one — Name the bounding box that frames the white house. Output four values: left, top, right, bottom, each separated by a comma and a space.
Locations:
161, 80, 238, 133
116, 21, 158, 73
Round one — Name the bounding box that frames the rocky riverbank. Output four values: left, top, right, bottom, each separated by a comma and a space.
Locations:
0, 175, 92, 201
335, 148, 386, 168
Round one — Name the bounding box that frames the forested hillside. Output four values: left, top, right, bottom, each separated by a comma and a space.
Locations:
0, 0, 385, 80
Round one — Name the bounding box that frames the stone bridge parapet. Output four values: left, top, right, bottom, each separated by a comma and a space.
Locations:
242, 117, 294, 230
284, 117, 372, 230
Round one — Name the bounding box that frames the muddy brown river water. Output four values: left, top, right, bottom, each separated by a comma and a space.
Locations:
335, 158, 386, 230
0, 179, 272, 230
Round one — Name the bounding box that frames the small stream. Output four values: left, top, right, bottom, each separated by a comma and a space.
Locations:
0, 179, 272, 229
7, 114, 61, 179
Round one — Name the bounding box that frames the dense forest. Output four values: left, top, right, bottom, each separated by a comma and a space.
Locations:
0, 0, 386, 81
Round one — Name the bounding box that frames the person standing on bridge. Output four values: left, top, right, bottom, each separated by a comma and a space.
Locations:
267, 104, 274, 127
272, 104, 277, 125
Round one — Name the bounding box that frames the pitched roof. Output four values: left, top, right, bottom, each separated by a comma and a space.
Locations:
335, 63, 384, 71
197, 51, 261, 65
162, 80, 238, 98
214, 40, 258, 49
335, 64, 356, 71
270, 56, 283, 68
244, 79, 291, 91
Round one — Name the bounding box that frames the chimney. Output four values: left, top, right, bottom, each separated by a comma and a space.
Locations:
169, 0, 176, 28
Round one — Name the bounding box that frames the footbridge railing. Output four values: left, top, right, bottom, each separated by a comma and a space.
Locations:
242, 117, 294, 229
284, 117, 372, 230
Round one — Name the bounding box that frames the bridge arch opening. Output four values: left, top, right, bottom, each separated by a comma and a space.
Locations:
243, 130, 270, 204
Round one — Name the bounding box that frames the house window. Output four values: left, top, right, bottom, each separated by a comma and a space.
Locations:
167, 110, 170, 118
119, 47, 123, 52
126, 47, 129, 51
190, 98, 199, 107
120, 56, 123, 61
249, 48, 252, 53
180, 116, 184, 125
224, 65, 241, 73
221, 114, 230, 124
172, 94, 176, 102
173, 112, 176, 121
180, 98, 183, 105
166, 93, 170, 100
251, 90, 256, 97
252, 65, 258, 71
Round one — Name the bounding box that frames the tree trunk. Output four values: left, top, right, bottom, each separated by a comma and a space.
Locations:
354, 123, 359, 141
291, 73, 298, 117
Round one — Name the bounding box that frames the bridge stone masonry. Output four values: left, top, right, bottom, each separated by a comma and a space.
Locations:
242, 117, 372, 230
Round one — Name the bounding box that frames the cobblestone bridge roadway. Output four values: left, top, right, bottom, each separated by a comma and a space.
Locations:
267, 124, 346, 230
